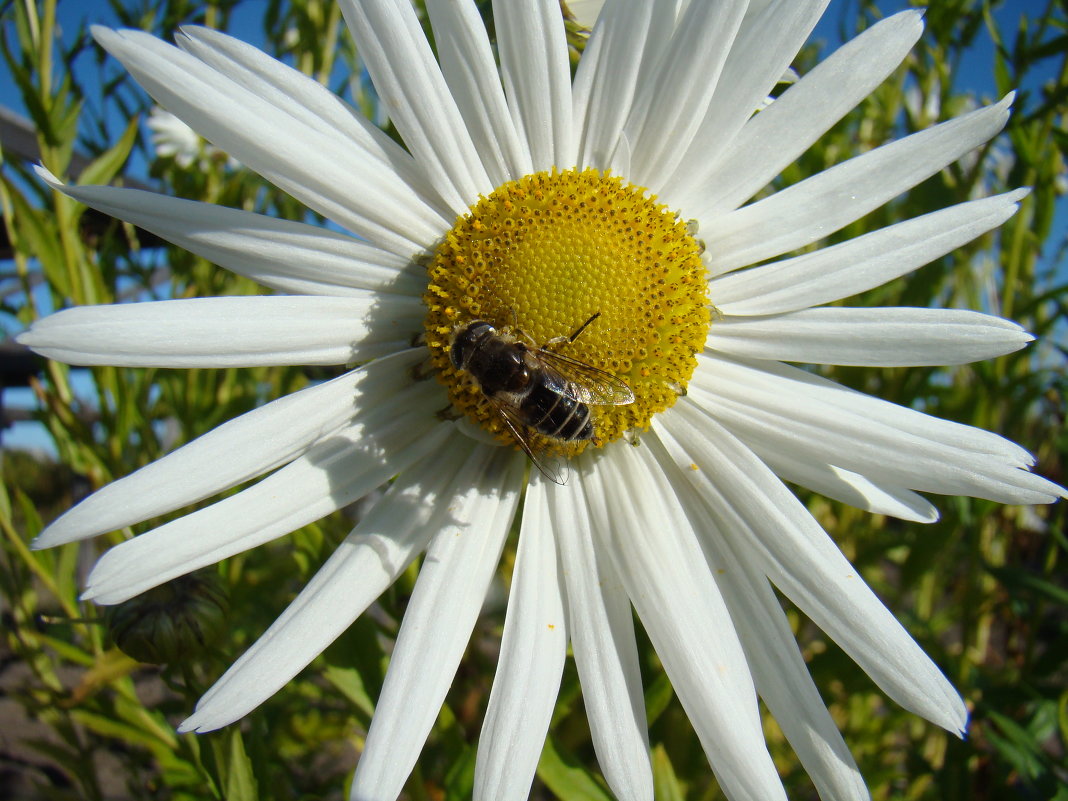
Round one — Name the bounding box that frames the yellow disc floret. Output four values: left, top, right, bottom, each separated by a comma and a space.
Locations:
423, 168, 710, 455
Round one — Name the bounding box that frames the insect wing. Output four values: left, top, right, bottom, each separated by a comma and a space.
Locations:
534, 349, 635, 406
493, 401, 569, 485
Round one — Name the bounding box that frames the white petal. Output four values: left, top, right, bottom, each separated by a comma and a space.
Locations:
82, 379, 449, 604
663, 0, 828, 206
31, 350, 423, 548
175, 25, 446, 214
583, 445, 788, 801
475, 475, 568, 801
91, 26, 445, 256
493, 0, 573, 169
549, 463, 653, 801
692, 353, 1066, 504
755, 446, 939, 523
699, 352, 1031, 462
337, 0, 492, 211
350, 446, 524, 801
425, 0, 532, 184
684, 11, 924, 217
710, 190, 1029, 315
706, 95, 1014, 275
624, 0, 747, 188
707, 307, 1032, 366
607, 0, 698, 174
35, 167, 424, 298
648, 428, 870, 801
656, 401, 969, 734
179, 434, 475, 733
19, 295, 420, 368
573, 0, 659, 170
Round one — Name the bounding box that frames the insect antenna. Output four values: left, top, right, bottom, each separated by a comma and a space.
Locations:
568, 312, 601, 343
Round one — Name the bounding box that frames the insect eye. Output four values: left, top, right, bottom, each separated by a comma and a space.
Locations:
449, 342, 464, 368
449, 326, 478, 367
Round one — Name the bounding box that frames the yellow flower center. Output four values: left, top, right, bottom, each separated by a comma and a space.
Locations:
423, 168, 709, 456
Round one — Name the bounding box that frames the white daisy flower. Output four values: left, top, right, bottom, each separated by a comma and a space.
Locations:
20, 1, 1066, 800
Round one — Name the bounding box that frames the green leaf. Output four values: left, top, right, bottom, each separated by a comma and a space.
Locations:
31, 631, 99, 669
537, 735, 613, 801
44, 78, 82, 175
72, 708, 174, 751
645, 670, 674, 727
15, 486, 43, 538
1027, 31, 1068, 62
184, 730, 223, 800
0, 472, 11, 522
0, 172, 69, 297
985, 563, 1068, 606
21, 736, 98, 794
984, 709, 1045, 781
1059, 690, 1068, 749
652, 744, 685, 801
212, 729, 258, 801
322, 664, 376, 718
442, 743, 477, 801
76, 114, 140, 187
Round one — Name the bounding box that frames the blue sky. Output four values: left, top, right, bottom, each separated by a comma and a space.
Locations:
1, 0, 1063, 452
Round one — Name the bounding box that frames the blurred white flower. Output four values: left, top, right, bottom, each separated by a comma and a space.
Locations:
904, 77, 943, 124
146, 106, 203, 168
146, 105, 237, 170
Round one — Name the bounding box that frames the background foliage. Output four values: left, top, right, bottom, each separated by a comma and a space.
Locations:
1, 0, 1065, 799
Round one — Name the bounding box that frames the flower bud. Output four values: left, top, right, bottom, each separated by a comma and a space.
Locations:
107, 572, 229, 665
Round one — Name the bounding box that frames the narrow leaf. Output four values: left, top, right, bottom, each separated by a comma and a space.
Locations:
76, 114, 140, 187
538, 735, 614, 801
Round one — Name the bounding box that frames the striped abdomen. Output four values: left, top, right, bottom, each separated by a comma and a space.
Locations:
517, 373, 593, 441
